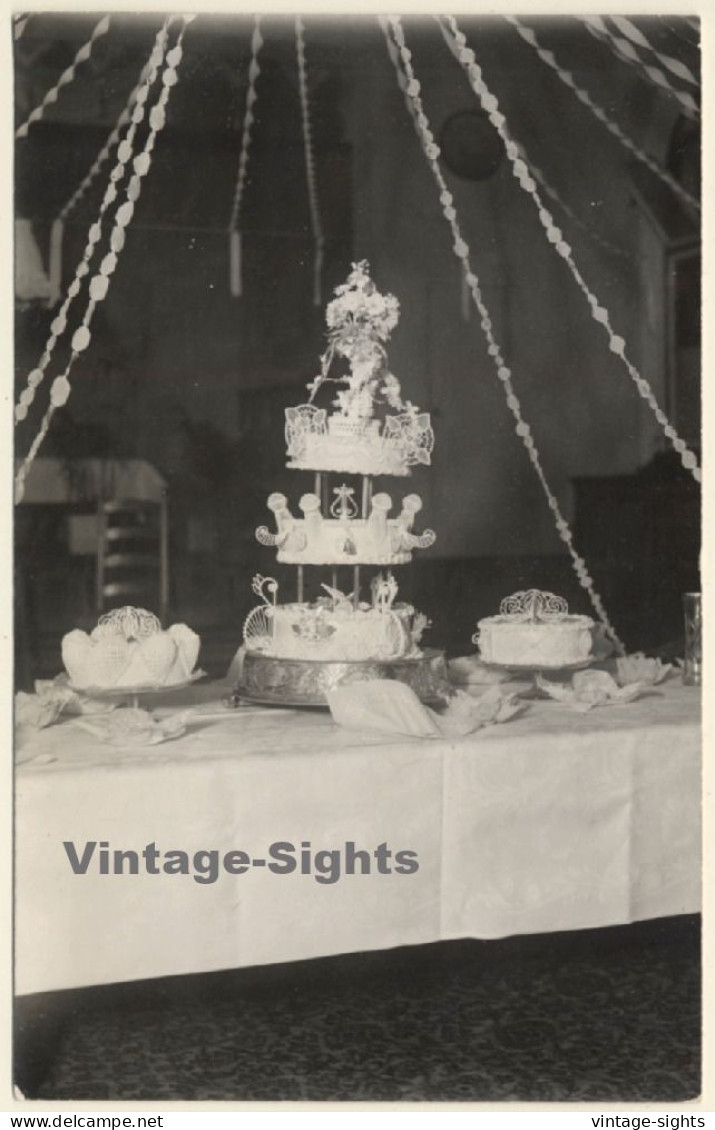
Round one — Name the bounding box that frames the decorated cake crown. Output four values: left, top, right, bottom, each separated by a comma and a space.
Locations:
255, 485, 436, 565
499, 590, 570, 622
285, 261, 434, 476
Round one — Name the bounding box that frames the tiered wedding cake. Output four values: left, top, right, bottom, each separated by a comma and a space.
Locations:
238, 261, 447, 705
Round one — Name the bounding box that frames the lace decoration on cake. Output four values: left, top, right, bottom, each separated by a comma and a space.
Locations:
243, 577, 279, 651
96, 606, 162, 639
285, 405, 327, 460
384, 411, 435, 466
499, 590, 569, 623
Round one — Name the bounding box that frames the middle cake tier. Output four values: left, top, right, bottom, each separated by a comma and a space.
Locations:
255, 488, 436, 565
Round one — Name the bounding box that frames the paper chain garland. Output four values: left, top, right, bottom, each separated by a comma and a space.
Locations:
228, 16, 264, 298
519, 148, 629, 262
582, 16, 699, 121
440, 16, 701, 484
15, 18, 192, 504
506, 18, 700, 217
16, 16, 112, 140
45, 62, 153, 306
382, 17, 625, 654
295, 17, 325, 307
57, 67, 149, 225
605, 16, 700, 88
15, 20, 171, 428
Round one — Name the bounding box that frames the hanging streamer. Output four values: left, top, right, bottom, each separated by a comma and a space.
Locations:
47, 66, 150, 306
15, 18, 192, 503
516, 146, 629, 261
506, 17, 700, 215
14, 15, 29, 40
609, 16, 699, 87
227, 16, 263, 297
439, 16, 700, 485
381, 16, 625, 654
15, 20, 172, 426
295, 17, 325, 307
582, 16, 699, 122
16, 16, 112, 139
57, 64, 150, 223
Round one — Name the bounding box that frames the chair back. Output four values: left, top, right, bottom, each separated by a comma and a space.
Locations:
97, 496, 169, 624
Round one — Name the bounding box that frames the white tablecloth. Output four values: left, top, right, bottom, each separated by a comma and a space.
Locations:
15, 680, 701, 995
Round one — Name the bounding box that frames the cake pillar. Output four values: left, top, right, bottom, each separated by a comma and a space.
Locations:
361, 475, 373, 519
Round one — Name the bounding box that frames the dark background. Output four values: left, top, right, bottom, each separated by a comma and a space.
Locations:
14, 13, 701, 681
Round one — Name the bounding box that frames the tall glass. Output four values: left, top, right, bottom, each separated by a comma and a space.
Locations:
682, 592, 702, 686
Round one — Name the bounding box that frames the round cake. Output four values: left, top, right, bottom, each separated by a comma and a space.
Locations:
474, 590, 595, 668
62, 606, 201, 690
243, 576, 429, 664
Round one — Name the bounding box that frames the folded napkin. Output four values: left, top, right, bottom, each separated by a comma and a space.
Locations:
73, 706, 190, 747
15, 677, 116, 731
536, 669, 646, 712
613, 652, 672, 687
327, 680, 525, 739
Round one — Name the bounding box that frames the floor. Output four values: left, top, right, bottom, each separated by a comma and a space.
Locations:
16, 916, 700, 1104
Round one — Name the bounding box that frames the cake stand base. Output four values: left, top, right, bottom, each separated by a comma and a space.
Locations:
238, 648, 450, 708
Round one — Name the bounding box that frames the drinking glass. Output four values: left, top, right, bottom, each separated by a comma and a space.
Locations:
682, 592, 702, 686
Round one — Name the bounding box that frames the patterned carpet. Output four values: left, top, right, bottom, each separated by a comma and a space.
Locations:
18, 917, 700, 1103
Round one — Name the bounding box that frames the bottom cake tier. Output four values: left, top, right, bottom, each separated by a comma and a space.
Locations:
237, 648, 450, 708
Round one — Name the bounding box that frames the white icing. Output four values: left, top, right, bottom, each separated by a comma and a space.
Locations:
256, 491, 436, 564
245, 601, 423, 663
285, 405, 434, 476
476, 615, 595, 667
62, 614, 201, 689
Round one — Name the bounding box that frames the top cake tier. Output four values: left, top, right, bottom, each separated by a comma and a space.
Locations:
284, 260, 434, 477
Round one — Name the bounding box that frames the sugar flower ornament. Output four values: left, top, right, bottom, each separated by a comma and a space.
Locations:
536, 669, 646, 712
285, 262, 435, 475
614, 653, 672, 687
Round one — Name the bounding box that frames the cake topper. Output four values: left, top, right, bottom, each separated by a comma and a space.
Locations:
499, 590, 569, 622
285, 261, 434, 475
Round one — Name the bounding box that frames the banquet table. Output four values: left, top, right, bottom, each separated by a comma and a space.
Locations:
15, 678, 701, 997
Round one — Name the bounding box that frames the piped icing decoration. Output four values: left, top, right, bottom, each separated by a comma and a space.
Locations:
255, 489, 435, 564
242, 575, 421, 662
243, 575, 279, 647
285, 261, 434, 475
499, 589, 569, 622
61, 606, 201, 689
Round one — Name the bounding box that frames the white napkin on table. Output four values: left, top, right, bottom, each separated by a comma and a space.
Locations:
327, 680, 525, 739
536, 669, 646, 712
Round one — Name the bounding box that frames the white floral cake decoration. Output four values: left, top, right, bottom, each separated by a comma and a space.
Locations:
285, 260, 434, 475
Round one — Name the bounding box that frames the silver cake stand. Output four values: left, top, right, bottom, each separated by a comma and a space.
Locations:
484, 656, 596, 698
237, 648, 450, 709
